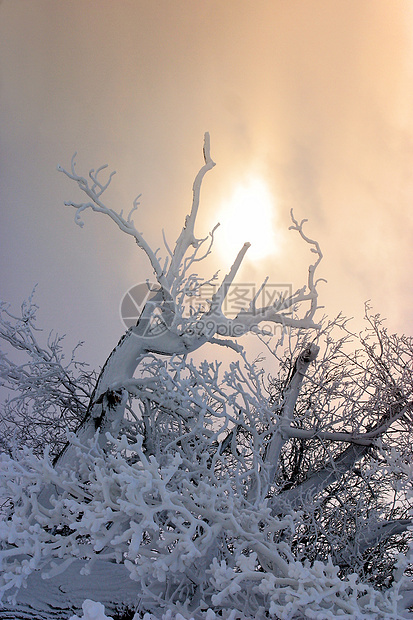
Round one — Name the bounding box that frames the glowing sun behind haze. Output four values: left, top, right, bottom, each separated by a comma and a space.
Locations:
215, 178, 279, 262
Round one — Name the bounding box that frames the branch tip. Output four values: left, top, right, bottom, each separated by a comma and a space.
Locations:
203, 132, 211, 163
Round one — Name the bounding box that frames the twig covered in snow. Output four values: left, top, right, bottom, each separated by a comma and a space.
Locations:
1, 137, 412, 619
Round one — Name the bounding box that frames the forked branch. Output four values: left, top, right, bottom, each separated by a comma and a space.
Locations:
289, 209, 325, 319
166, 132, 216, 283
57, 155, 167, 289
58, 136, 323, 351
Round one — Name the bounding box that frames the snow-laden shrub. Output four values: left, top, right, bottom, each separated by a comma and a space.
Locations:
0, 428, 411, 618
1, 137, 412, 619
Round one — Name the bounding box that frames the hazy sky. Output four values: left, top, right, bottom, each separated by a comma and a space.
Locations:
1, 1, 413, 369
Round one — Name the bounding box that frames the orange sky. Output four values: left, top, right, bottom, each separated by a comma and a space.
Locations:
1, 1, 413, 366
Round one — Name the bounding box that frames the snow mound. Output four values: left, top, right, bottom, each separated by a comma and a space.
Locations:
69, 599, 113, 620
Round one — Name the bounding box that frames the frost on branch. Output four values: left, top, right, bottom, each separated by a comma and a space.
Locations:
58, 133, 322, 347
0, 290, 95, 459
1, 318, 413, 617
50, 134, 325, 470
0, 136, 412, 619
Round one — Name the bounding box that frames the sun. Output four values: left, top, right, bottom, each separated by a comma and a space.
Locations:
214, 177, 279, 262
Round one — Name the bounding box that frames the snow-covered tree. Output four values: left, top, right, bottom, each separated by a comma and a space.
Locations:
0, 291, 96, 460
0, 135, 412, 619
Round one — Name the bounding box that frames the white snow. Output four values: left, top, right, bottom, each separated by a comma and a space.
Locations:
69, 599, 113, 620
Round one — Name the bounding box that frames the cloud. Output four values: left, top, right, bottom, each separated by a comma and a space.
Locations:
1, 0, 413, 370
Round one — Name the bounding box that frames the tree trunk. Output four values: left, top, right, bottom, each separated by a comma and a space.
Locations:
53, 292, 191, 471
